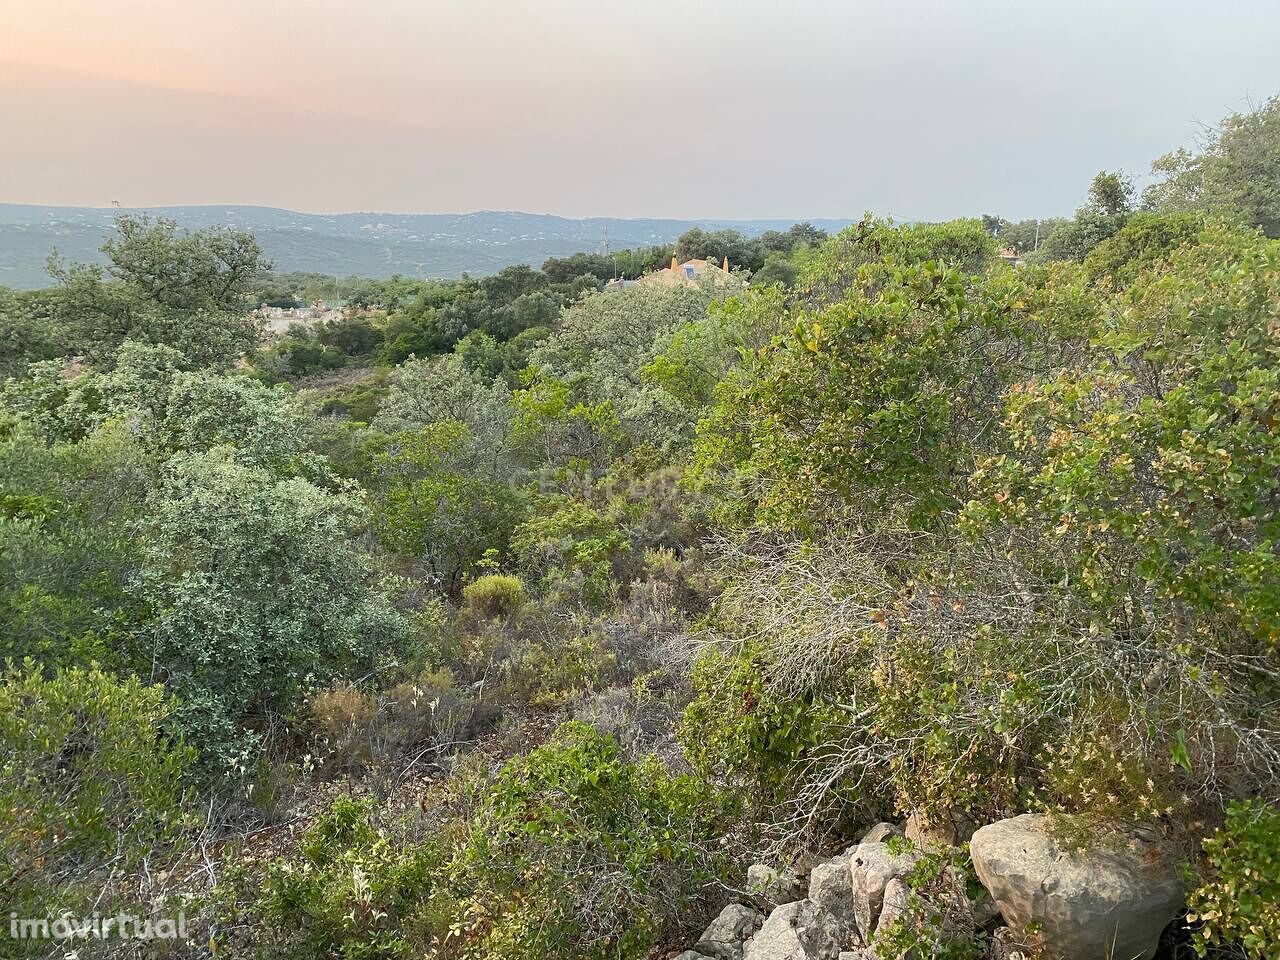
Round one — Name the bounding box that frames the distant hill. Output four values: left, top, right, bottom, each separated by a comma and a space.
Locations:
0, 204, 856, 289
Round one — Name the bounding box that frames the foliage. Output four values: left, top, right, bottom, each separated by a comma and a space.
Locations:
0, 663, 194, 919
512, 496, 629, 603
0, 422, 147, 668
796, 216, 996, 306
136, 450, 404, 767
1145, 95, 1280, 237
1187, 800, 1280, 959
450, 722, 731, 959
690, 257, 1021, 530
48, 214, 267, 368
362, 423, 523, 587
251, 794, 445, 960
462, 573, 527, 618
1036, 171, 1135, 263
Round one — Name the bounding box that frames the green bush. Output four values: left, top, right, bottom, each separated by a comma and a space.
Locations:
451, 721, 732, 959
250, 795, 446, 960
1188, 800, 1280, 958
0, 662, 194, 919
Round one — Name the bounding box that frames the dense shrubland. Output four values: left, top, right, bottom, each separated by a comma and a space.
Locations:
1, 98, 1278, 959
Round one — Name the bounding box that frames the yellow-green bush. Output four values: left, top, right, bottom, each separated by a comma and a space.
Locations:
461, 573, 526, 618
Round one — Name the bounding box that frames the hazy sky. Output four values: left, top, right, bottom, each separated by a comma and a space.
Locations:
1, 0, 1277, 220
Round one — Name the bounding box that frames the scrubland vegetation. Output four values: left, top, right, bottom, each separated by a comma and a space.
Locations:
2, 98, 1279, 959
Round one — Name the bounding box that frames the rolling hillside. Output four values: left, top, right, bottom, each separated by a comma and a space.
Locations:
0, 204, 855, 288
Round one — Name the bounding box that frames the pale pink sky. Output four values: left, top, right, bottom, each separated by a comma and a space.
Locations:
2, 0, 1277, 219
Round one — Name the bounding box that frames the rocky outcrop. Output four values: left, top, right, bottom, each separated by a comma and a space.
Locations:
695, 903, 767, 960
858, 822, 902, 845
807, 854, 859, 945
969, 814, 1183, 960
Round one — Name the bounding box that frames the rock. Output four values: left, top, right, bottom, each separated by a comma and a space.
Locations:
675, 953, 716, 960
969, 814, 1183, 960
696, 903, 767, 960
904, 808, 974, 848
859, 821, 903, 845
874, 877, 913, 937
848, 841, 921, 944
744, 900, 845, 960
744, 901, 814, 960
807, 856, 859, 945
748, 862, 806, 906
837, 952, 876, 960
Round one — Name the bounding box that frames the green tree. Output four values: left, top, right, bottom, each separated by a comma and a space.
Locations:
1145, 95, 1280, 237
1037, 171, 1135, 262
49, 215, 268, 368
136, 450, 403, 765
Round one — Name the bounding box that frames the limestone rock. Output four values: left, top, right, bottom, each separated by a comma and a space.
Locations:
969, 814, 1183, 960
875, 877, 913, 936
859, 822, 903, 845
807, 855, 859, 945
675, 953, 716, 960
743, 900, 845, 960
696, 903, 767, 960
848, 841, 921, 944
748, 862, 806, 906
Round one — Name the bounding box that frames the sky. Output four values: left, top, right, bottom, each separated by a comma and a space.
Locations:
1, 0, 1277, 221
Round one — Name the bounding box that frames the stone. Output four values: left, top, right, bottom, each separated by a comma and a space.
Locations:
695, 903, 767, 960
904, 808, 974, 848
848, 841, 921, 944
744, 901, 814, 960
969, 814, 1183, 960
744, 900, 845, 960
748, 862, 806, 906
874, 877, 913, 938
675, 953, 716, 960
807, 855, 859, 945
858, 821, 903, 845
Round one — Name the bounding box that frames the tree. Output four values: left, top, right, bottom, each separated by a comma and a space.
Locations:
49, 215, 268, 368
1037, 170, 1134, 262
1144, 95, 1280, 237
374, 353, 514, 470
136, 450, 403, 765
674, 227, 765, 271
528, 281, 737, 452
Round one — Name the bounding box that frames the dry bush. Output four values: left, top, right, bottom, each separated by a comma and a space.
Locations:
306, 670, 476, 786
689, 524, 1280, 845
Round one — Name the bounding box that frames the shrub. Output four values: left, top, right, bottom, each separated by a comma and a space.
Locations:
462, 574, 526, 618
450, 722, 732, 959
308, 670, 474, 778
1188, 800, 1280, 959
0, 663, 195, 919
250, 794, 446, 960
